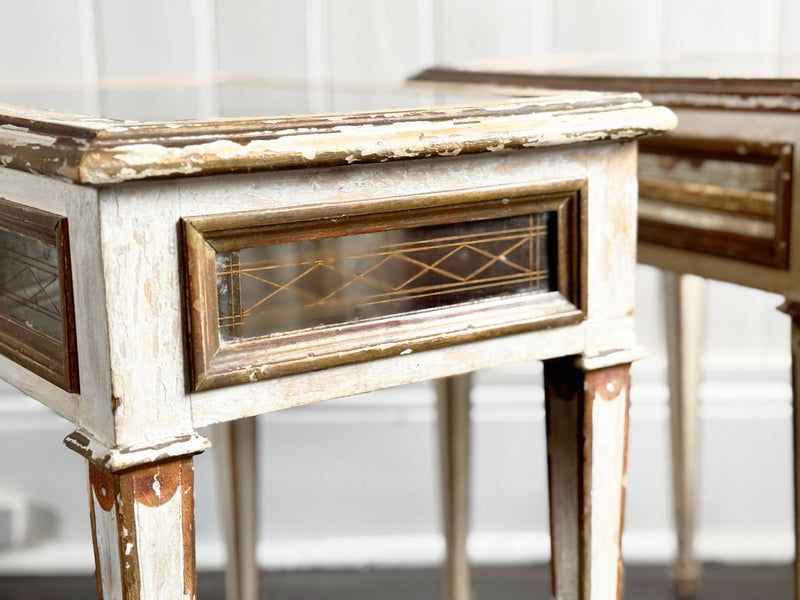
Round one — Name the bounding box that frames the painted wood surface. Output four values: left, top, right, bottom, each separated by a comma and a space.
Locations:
664, 271, 704, 597
437, 374, 472, 600
96, 186, 195, 449
778, 299, 800, 600
0, 93, 675, 185
0, 105, 660, 451
215, 417, 259, 600
88, 456, 197, 600
182, 142, 643, 427
544, 358, 631, 600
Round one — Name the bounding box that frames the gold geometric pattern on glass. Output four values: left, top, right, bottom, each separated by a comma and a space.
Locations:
0, 229, 62, 341
217, 212, 552, 341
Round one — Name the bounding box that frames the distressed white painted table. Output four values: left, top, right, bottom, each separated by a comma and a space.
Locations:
0, 88, 673, 599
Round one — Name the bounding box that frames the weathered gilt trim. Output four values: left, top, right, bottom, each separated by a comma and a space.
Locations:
0, 95, 675, 185
579, 345, 647, 371
637, 135, 793, 269
411, 68, 800, 113
65, 428, 210, 473
0, 198, 79, 391
183, 180, 588, 391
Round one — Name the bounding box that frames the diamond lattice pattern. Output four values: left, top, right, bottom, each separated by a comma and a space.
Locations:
217, 213, 551, 339
0, 230, 62, 340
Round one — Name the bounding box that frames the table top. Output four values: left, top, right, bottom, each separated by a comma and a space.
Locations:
412, 67, 800, 112
0, 82, 675, 185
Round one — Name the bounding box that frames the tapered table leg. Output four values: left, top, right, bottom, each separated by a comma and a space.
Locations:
664, 271, 704, 597
544, 357, 631, 600
437, 374, 472, 600
779, 300, 800, 600
88, 456, 198, 599
215, 417, 259, 600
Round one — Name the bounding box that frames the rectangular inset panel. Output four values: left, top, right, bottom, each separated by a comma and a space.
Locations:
216, 213, 551, 341
0, 198, 78, 391
184, 182, 586, 391
638, 136, 793, 267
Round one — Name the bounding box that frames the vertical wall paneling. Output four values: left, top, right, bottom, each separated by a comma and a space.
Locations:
214, 0, 310, 117
778, 0, 800, 75
306, 0, 331, 113
436, 0, 551, 68
0, 0, 85, 81
215, 0, 309, 80
661, 0, 783, 76
412, 0, 439, 106
417, 0, 438, 68
703, 282, 788, 374
0, 0, 88, 112
328, 1, 425, 84
94, 0, 201, 120
76, 0, 101, 115
327, 1, 430, 111
191, 0, 220, 118
550, 0, 665, 74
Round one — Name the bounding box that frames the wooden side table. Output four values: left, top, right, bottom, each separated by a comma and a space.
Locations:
414, 67, 800, 597
0, 89, 673, 599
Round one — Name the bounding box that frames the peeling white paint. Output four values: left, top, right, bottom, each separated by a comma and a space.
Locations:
0, 92, 676, 184
134, 484, 186, 599
92, 487, 123, 599
64, 429, 210, 472
0, 124, 58, 148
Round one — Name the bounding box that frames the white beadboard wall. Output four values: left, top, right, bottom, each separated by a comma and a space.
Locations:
0, 0, 796, 573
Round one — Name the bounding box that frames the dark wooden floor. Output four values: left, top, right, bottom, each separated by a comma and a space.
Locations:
0, 564, 792, 599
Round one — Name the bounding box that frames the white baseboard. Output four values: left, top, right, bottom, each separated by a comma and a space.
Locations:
0, 529, 792, 576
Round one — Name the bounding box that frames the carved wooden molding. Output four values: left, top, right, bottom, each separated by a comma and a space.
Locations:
411, 68, 800, 113
182, 180, 588, 391
0, 198, 78, 391
0, 94, 676, 185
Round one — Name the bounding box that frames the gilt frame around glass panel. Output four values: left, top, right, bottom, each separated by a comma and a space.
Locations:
637, 135, 793, 268
182, 180, 587, 391
0, 198, 78, 392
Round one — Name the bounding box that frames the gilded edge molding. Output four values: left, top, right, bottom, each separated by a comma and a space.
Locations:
64, 428, 211, 473
0, 93, 676, 185
182, 179, 588, 392
411, 68, 800, 112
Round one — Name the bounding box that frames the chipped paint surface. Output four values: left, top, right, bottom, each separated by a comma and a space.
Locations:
0, 102, 120, 130
0, 124, 58, 147
91, 475, 123, 600
0, 93, 675, 185
79, 102, 675, 184
65, 428, 210, 472
586, 364, 630, 599
649, 92, 800, 112
134, 485, 186, 599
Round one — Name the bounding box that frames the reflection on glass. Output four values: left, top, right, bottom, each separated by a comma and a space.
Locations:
0, 229, 62, 341
217, 213, 552, 341
638, 152, 778, 237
